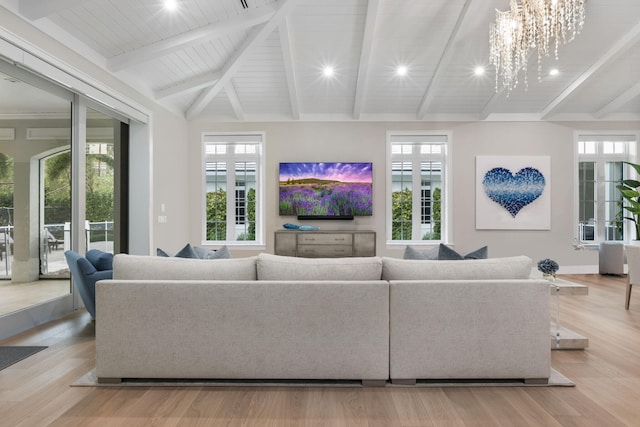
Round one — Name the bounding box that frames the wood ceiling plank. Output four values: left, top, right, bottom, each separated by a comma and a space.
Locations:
185, 0, 299, 120
18, 0, 88, 20
108, 4, 277, 72
416, 0, 473, 120
541, 21, 640, 119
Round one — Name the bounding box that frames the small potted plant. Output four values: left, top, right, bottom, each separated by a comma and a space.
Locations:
537, 258, 559, 281
617, 161, 640, 242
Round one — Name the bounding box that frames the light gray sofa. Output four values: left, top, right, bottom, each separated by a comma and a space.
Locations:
95, 252, 550, 385
383, 256, 550, 384
95, 253, 390, 385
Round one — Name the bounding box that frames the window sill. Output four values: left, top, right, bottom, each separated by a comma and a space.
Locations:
385, 240, 446, 248
200, 241, 266, 251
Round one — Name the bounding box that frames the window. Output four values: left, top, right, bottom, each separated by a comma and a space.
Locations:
203, 133, 263, 245
577, 133, 637, 244
387, 132, 449, 243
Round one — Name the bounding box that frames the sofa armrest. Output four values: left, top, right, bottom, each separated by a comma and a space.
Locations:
389, 279, 550, 381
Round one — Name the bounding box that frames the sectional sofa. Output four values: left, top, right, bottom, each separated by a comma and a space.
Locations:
95, 253, 550, 385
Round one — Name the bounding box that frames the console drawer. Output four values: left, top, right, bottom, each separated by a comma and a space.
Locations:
297, 234, 353, 245
297, 245, 354, 257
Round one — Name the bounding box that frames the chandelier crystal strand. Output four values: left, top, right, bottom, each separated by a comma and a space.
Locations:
489, 0, 585, 93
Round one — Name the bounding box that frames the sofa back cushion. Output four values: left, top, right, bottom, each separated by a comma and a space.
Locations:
113, 254, 257, 281
381, 255, 532, 281
257, 253, 383, 281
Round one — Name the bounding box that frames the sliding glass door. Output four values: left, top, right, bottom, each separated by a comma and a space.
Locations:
0, 62, 129, 337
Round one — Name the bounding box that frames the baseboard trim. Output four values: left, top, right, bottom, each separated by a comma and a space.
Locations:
557, 265, 628, 275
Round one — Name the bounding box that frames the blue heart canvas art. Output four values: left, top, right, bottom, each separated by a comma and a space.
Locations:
475, 156, 551, 230
482, 167, 546, 217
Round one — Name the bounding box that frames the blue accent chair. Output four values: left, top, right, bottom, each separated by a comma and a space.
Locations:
64, 250, 113, 319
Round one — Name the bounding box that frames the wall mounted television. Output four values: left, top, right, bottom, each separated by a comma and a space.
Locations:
279, 162, 373, 219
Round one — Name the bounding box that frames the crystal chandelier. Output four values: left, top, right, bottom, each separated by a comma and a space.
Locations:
489, 0, 586, 93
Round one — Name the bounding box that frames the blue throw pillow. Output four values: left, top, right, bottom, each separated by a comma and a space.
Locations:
438, 244, 488, 260
85, 249, 114, 271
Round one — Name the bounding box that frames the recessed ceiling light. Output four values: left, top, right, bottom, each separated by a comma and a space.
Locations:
549, 68, 559, 76
164, 0, 178, 11
474, 66, 485, 76
396, 65, 408, 76
323, 66, 335, 77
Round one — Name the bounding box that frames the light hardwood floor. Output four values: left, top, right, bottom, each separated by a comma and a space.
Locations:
0, 280, 70, 317
0, 274, 638, 426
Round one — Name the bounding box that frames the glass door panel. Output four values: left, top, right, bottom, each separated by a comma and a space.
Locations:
41, 150, 71, 277
86, 108, 117, 253
0, 68, 72, 316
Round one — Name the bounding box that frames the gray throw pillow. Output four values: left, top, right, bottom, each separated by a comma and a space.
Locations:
156, 248, 170, 257
174, 243, 199, 258
194, 245, 231, 259
438, 244, 488, 260
403, 245, 439, 260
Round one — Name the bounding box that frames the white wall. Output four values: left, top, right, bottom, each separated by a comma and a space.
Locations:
187, 120, 639, 270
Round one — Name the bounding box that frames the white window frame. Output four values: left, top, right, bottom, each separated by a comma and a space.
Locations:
574, 131, 638, 247
201, 132, 265, 249
386, 131, 451, 246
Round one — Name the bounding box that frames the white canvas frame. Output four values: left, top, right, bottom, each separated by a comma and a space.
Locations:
476, 156, 551, 230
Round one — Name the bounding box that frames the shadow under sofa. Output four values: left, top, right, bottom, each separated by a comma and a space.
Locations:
95, 252, 550, 385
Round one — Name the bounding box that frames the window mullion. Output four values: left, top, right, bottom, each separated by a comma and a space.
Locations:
596, 158, 606, 242
412, 158, 422, 240
226, 161, 236, 242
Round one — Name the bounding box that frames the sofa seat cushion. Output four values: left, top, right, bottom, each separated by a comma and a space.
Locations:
113, 254, 257, 281
257, 253, 383, 281
381, 255, 532, 281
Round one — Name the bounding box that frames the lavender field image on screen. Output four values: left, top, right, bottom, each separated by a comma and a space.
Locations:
279, 162, 373, 217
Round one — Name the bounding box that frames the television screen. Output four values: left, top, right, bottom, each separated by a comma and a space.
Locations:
279, 162, 373, 218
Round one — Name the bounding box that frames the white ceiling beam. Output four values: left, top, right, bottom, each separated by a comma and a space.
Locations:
186, 0, 298, 120
416, 0, 473, 120
225, 82, 245, 121
279, 19, 300, 120
541, 21, 640, 119
352, 0, 380, 120
595, 81, 640, 119
19, 0, 87, 20
155, 72, 221, 99
107, 4, 277, 72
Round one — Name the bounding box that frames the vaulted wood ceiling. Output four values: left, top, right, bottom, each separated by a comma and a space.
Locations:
2, 0, 640, 122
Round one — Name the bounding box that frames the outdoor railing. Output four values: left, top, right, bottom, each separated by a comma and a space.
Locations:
0, 221, 114, 277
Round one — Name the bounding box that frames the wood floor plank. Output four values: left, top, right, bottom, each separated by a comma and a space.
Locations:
0, 274, 640, 426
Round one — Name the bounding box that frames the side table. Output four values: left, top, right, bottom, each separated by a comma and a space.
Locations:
550, 278, 589, 350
